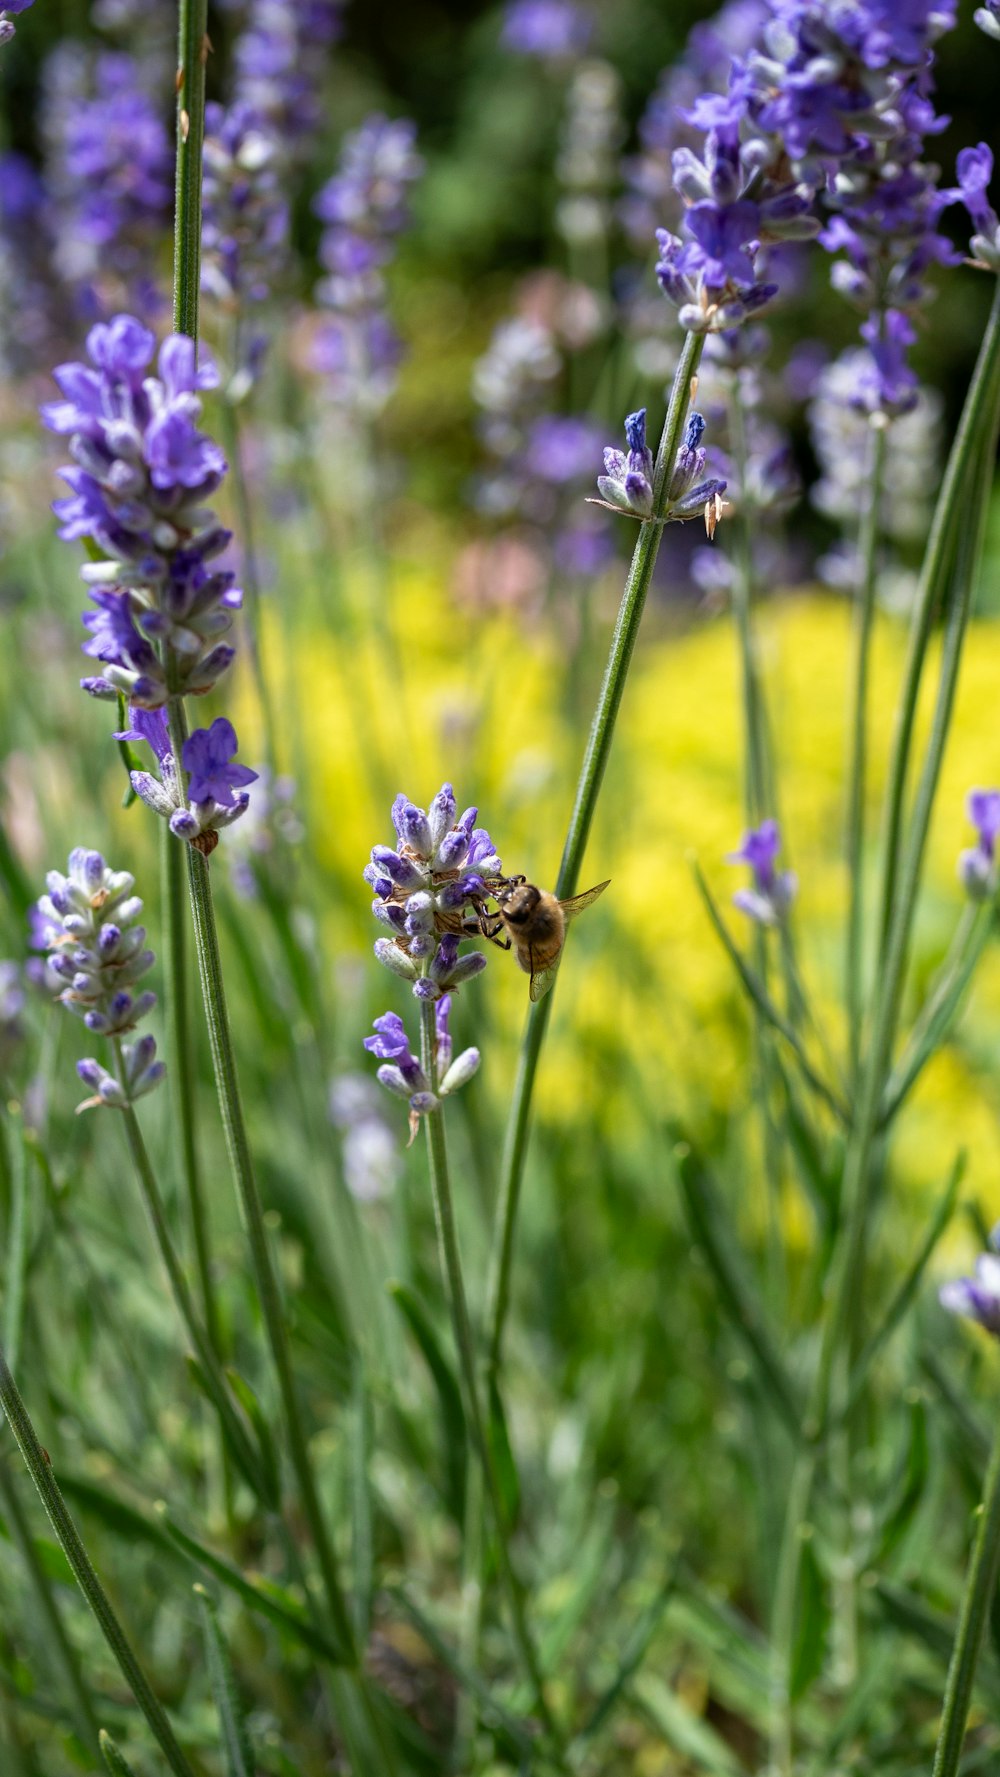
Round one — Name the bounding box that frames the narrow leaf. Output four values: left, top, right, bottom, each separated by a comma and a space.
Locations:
100, 1729, 141, 1776
577, 1567, 677, 1742
790, 1537, 828, 1702
349, 1350, 374, 1643
387, 1281, 466, 1520
195, 1587, 254, 1777
671, 1135, 801, 1434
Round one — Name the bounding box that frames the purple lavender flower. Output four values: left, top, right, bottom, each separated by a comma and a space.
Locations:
233, 0, 343, 156
182, 719, 258, 809
501, 0, 592, 58
329, 1072, 401, 1201
976, 2, 1000, 39
958, 789, 1000, 900
32, 849, 164, 1110
941, 1235, 1000, 1335
951, 144, 1000, 273
726, 819, 797, 925
202, 101, 288, 318
526, 416, 605, 485
366, 786, 500, 1002
44, 51, 172, 305
594, 408, 728, 534
364, 1000, 480, 1133
0, 0, 34, 47
311, 115, 423, 414
41, 316, 239, 707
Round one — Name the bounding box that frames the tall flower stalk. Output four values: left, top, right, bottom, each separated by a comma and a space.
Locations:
486, 327, 704, 1376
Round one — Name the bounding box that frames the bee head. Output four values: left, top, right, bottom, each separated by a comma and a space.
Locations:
499, 882, 540, 925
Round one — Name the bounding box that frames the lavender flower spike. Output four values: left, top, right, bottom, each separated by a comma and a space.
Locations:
951, 145, 1000, 274
941, 1229, 1000, 1335
32, 849, 164, 1111
124, 709, 256, 854
364, 1001, 479, 1138
593, 408, 728, 535
976, 1, 1000, 40
726, 820, 796, 926
0, 0, 33, 45
958, 789, 1000, 900
366, 783, 501, 1003
41, 315, 239, 708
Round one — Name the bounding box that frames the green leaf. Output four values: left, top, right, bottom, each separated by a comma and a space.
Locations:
577, 1567, 677, 1743
874, 1397, 930, 1564
349, 1350, 374, 1644
99, 1729, 141, 1777
790, 1536, 828, 1702
226, 1368, 282, 1510
387, 1281, 466, 1520
487, 1376, 520, 1530
845, 1153, 964, 1417
195, 1588, 254, 1777
632, 1672, 745, 1775
157, 1509, 341, 1664
671, 1134, 801, 1435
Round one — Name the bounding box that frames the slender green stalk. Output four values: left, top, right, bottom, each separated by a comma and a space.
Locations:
931, 1416, 1000, 1777
880, 907, 993, 1127
876, 281, 1000, 958
112, 1057, 265, 1497
0, 1348, 197, 1777
419, 1002, 565, 1763
161, 828, 220, 1356
2, 1107, 29, 1374
172, 0, 208, 341
845, 421, 888, 1082
485, 328, 705, 1377
0, 1454, 101, 1752
167, 0, 220, 1358
169, 770, 356, 1661
768, 1452, 816, 1777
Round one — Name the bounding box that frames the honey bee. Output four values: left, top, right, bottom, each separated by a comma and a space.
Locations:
481, 876, 610, 1002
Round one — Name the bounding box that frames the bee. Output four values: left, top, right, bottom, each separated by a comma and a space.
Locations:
479, 876, 610, 1002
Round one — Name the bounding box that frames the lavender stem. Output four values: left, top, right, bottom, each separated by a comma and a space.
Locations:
485, 326, 703, 1381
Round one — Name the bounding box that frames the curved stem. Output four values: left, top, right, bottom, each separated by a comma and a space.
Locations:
419, 1004, 565, 1764
485, 328, 705, 1378
173, 797, 356, 1663
876, 281, 1000, 959
0, 1347, 197, 1777
172, 0, 208, 340
168, 0, 220, 1360
0, 1453, 101, 1753
845, 421, 888, 1082
112, 1050, 265, 1497
161, 826, 220, 1356
931, 1416, 1000, 1777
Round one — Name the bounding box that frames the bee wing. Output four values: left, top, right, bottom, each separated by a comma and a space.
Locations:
528, 954, 562, 1003
558, 879, 610, 924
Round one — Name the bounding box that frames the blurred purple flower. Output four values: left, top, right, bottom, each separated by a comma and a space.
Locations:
501, 0, 592, 58
182, 718, 258, 808
727, 819, 797, 925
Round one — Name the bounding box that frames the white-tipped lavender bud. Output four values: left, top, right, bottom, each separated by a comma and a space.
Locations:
375, 937, 419, 982
440, 1047, 480, 1096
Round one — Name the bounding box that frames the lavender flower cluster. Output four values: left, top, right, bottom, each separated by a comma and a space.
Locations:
233, 0, 344, 157
41, 314, 240, 709
32, 849, 165, 1111
310, 115, 424, 414
594, 406, 728, 536
364, 786, 498, 1128
202, 102, 290, 319
0, 0, 33, 49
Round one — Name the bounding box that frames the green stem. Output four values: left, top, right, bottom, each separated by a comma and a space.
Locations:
112, 1052, 265, 1497
167, 0, 220, 1360
931, 1416, 1000, 1777
0, 1348, 197, 1777
172, 0, 208, 341
845, 422, 888, 1083
727, 388, 772, 825
161, 826, 220, 1357
880, 906, 992, 1127
2, 1107, 29, 1375
0, 1452, 101, 1752
768, 1452, 817, 1777
420, 1004, 564, 1762
876, 281, 1000, 960
485, 327, 705, 1377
